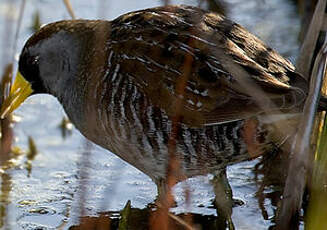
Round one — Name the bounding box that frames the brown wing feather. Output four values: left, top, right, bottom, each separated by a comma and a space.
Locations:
109, 5, 307, 127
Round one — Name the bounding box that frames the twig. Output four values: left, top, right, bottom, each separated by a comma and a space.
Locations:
0, 64, 13, 164
63, 0, 76, 20
77, 141, 93, 219
163, 0, 170, 6
296, 0, 327, 79
154, 202, 196, 230
276, 36, 327, 230
12, 0, 26, 63
150, 34, 194, 230
168, 213, 196, 230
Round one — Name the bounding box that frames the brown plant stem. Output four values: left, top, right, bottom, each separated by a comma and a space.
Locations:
63, 0, 76, 19
296, 0, 326, 79
149, 31, 195, 230
276, 37, 327, 230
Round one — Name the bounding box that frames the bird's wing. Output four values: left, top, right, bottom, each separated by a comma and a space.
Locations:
109, 5, 307, 127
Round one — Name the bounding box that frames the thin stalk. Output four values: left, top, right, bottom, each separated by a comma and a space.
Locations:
63, 0, 76, 19
296, 0, 326, 79
12, 0, 26, 63
276, 37, 327, 230
306, 112, 327, 229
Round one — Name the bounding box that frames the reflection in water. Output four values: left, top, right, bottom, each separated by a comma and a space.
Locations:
25, 136, 38, 177
0, 173, 11, 228
76, 141, 94, 219
253, 150, 290, 228
69, 201, 225, 230
0, 141, 37, 228
59, 117, 73, 140
67, 149, 291, 230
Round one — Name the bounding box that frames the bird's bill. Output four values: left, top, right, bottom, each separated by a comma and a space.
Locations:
0, 71, 33, 119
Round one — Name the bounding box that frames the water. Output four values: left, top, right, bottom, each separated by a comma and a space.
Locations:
0, 0, 301, 229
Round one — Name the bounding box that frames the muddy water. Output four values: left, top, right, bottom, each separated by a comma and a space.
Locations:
0, 0, 300, 229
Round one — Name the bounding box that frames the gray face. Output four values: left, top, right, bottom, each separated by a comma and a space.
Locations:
19, 24, 82, 98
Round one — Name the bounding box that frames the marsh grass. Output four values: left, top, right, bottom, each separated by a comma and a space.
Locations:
305, 33, 327, 230
59, 116, 73, 139
61, 1, 97, 227
30, 11, 41, 33
0, 0, 27, 229
307, 112, 327, 229
63, 0, 76, 20
276, 1, 327, 228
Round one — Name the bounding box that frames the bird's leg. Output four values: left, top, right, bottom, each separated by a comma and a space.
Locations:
211, 169, 235, 230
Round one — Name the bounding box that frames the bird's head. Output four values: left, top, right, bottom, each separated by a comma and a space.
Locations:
0, 20, 103, 118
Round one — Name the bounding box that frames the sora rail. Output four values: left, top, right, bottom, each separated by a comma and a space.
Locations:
1, 5, 318, 193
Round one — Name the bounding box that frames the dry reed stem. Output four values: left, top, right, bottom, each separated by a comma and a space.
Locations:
198, 0, 206, 8
303, 23, 327, 229
149, 26, 195, 230
0, 2, 14, 164
210, 42, 295, 148
0, 173, 12, 228
306, 50, 327, 225
0, 64, 14, 230
1, 0, 26, 163
76, 215, 110, 230
153, 202, 196, 230
296, 0, 326, 79
276, 37, 327, 230
0, 0, 25, 102
77, 141, 93, 220
163, 0, 170, 6
12, 0, 26, 63
298, 0, 320, 42
1, 1, 14, 68
0, 1, 26, 228
86, 19, 113, 228
0, 64, 13, 163
151, 4, 290, 228
60, 0, 92, 226
69, 7, 116, 227
74, 20, 107, 221
306, 112, 327, 229
63, 0, 76, 19
182, 184, 193, 228
168, 213, 196, 230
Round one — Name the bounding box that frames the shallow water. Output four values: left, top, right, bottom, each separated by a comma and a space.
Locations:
0, 0, 301, 229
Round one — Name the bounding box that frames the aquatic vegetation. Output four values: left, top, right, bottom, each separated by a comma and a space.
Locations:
30, 11, 41, 33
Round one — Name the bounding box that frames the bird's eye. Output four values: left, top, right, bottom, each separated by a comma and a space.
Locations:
30, 56, 39, 66
20, 55, 40, 83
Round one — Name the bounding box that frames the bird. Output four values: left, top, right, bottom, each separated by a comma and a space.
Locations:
0, 4, 321, 226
